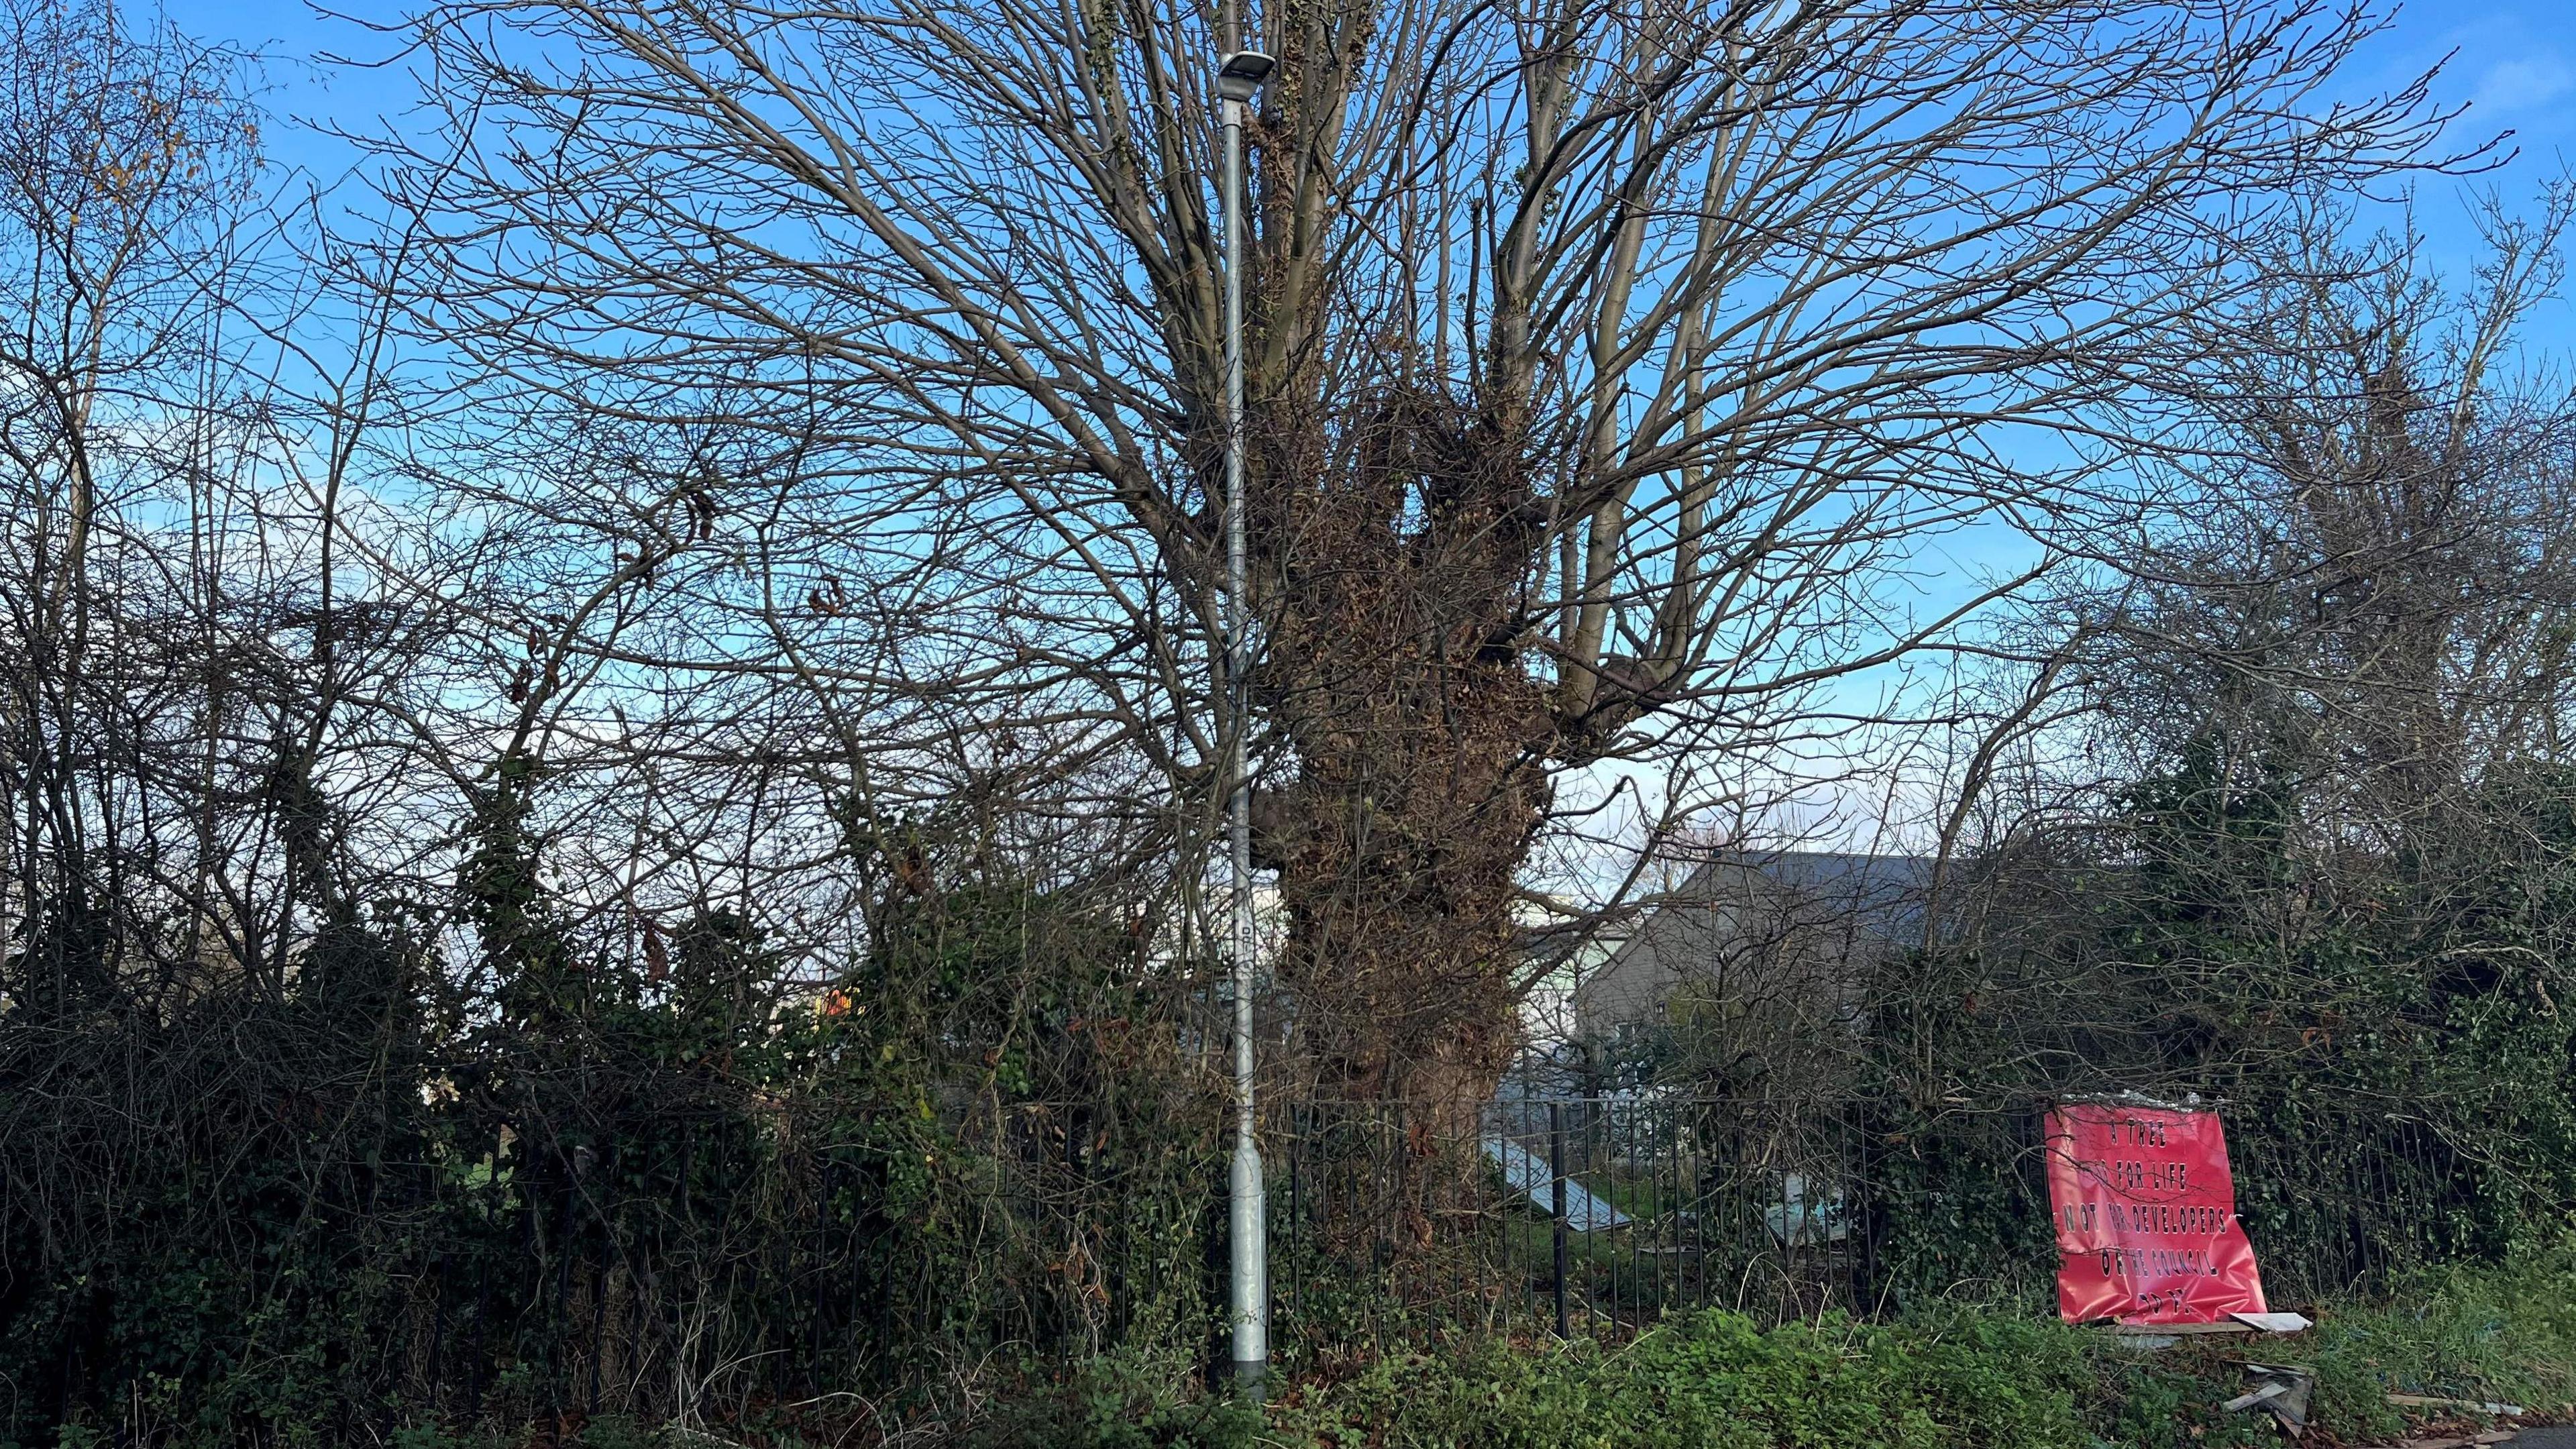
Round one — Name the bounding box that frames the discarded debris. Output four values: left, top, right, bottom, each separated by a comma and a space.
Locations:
2386, 1392, 2528, 1417
2098, 1309, 2309, 1354
2223, 1363, 2316, 1432
2228, 1310, 2313, 1334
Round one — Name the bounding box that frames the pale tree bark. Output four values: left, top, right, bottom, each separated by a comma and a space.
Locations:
374, 0, 2453, 1100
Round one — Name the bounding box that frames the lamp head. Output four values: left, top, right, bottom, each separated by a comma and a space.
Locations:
1216, 50, 1275, 103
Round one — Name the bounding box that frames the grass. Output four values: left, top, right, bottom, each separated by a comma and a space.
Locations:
976, 1237, 2576, 1448
364, 1240, 2576, 1448
2293, 1240, 2576, 1439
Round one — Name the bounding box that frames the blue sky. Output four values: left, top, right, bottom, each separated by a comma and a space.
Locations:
2340, 0, 2576, 350
192, 0, 2576, 351
156, 0, 2576, 860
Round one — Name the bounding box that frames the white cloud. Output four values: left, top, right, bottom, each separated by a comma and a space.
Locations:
2473, 53, 2574, 113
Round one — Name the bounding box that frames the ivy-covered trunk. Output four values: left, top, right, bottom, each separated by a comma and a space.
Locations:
1252, 394, 1558, 1107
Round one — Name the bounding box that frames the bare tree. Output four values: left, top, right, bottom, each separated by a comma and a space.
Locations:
1865, 198, 2576, 1113
370, 0, 2451, 1099
0, 0, 301, 1000
2078, 197, 2576, 842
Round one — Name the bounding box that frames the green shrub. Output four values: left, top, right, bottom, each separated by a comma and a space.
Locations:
2301, 1241, 2576, 1438
1244, 1247, 2576, 1449
329, 1248, 2575, 1448
963, 1349, 1269, 1449
1266, 1309, 2102, 1449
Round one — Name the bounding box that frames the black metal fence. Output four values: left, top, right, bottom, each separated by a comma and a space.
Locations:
299, 1095, 1908, 1428
1267, 1091, 2518, 1352
205, 1091, 2512, 1432
1271, 1095, 1891, 1352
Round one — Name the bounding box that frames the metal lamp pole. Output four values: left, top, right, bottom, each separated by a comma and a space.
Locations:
1216, 44, 1275, 1397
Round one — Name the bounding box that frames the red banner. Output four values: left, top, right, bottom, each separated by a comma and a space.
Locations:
2045, 1103, 2267, 1324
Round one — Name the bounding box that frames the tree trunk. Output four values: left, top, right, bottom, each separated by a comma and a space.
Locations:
1252, 391, 1556, 1107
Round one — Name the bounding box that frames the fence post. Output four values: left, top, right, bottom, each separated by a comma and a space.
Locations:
1288, 1104, 1303, 1327
427, 1249, 450, 1412
1550, 1102, 1570, 1338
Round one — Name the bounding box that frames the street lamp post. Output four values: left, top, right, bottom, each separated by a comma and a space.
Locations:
1216, 44, 1274, 1397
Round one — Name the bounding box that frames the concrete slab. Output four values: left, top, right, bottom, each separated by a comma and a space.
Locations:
1481, 1134, 1627, 1230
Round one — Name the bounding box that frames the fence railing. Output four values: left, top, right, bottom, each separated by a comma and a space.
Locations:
1271, 1095, 1890, 1351
1261, 1090, 2508, 1356
157, 1091, 2504, 1432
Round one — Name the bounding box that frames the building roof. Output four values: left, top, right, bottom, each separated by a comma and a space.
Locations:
1570, 851, 1934, 1037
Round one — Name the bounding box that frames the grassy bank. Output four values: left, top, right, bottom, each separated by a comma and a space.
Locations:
961, 1243, 2576, 1449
